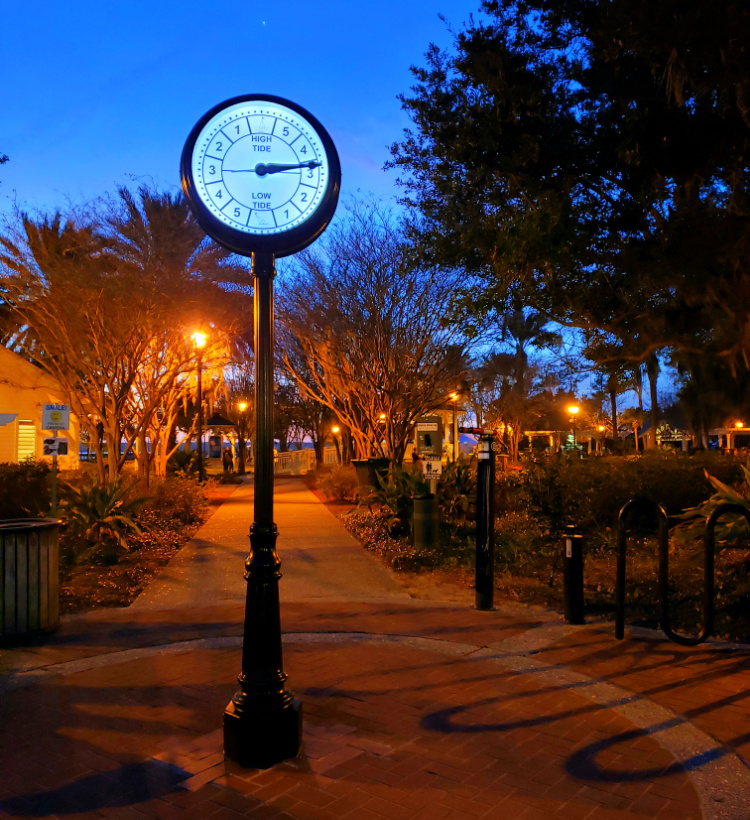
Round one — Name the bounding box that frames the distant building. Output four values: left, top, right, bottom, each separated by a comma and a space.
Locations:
0, 347, 80, 469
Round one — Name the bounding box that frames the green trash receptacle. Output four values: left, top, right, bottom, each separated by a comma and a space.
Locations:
413, 494, 439, 550
1, 518, 60, 643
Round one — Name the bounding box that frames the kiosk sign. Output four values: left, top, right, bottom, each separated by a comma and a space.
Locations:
416, 415, 443, 458
42, 404, 70, 431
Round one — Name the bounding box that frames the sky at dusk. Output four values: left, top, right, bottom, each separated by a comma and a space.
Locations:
0, 1, 484, 219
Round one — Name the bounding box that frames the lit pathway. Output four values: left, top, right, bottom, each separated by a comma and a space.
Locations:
130, 476, 407, 609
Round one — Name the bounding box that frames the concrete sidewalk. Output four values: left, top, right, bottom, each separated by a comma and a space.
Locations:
1, 478, 750, 819
131, 477, 408, 609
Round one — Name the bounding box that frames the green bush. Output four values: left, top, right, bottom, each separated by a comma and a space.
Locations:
139, 474, 206, 526
316, 464, 359, 503
59, 475, 148, 563
519, 452, 743, 539
167, 448, 199, 476
0, 460, 51, 518
437, 458, 475, 522
371, 463, 427, 534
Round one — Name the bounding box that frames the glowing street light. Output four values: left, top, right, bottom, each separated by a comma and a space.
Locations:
568, 404, 580, 449
191, 331, 207, 481
449, 391, 460, 462
237, 401, 248, 475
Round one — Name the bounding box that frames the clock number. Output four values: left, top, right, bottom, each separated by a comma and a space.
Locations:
216, 189, 223, 199
300, 145, 307, 154
307, 169, 314, 178
284, 209, 289, 219
209, 165, 216, 175
283, 126, 290, 136
235, 125, 241, 134
234, 207, 241, 218
301, 192, 308, 202
216, 141, 223, 152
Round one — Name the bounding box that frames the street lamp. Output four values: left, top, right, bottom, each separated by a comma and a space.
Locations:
237, 401, 248, 475
568, 404, 580, 449
449, 391, 459, 462
331, 425, 341, 464
191, 331, 207, 481
597, 424, 605, 455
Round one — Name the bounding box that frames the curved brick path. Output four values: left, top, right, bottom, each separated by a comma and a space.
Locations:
1, 478, 750, 818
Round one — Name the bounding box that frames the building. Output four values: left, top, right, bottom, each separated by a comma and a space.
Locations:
0, 347, 80, 469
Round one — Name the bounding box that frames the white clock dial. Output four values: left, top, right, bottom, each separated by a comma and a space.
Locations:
190, 100, 331, 236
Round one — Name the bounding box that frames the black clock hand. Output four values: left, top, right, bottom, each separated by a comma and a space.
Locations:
259, 161, 322, 175
223, 161, 322, 176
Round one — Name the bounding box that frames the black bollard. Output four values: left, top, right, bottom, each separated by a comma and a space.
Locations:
563, 530, 585, 624
475, 435, 496, 610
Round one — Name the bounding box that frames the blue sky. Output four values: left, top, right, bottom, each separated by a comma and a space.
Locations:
0, 1, 482, 218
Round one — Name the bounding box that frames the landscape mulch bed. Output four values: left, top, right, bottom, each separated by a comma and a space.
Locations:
59, 481, 239, 615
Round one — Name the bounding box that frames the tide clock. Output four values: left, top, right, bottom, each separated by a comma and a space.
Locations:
181, 94, 341, 257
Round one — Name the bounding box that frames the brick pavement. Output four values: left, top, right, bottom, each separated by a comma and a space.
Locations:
1, 480, 750, 818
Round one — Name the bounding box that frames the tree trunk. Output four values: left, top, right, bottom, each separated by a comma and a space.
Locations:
609, 384, 618, 443
646, 355, 660, 448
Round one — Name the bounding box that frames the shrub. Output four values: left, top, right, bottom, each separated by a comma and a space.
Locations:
371, 463, 427, 534
518, 452, 743, 538
437, 458, 475, 522
59, 475, 148, 563
167, 448, 199, 476
316, 464, 359, 503
0, 460, 51, 518
139, 474, 206, 526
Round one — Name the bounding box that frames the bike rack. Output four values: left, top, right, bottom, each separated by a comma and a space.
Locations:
615, 496, 716, 646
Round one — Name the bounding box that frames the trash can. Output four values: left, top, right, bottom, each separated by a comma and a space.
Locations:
413, 494, 439, 549
1, 518, 60, 642
352, 458, 390, 492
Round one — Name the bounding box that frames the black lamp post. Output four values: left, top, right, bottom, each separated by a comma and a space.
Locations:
450, 392, 459, 462
192, 331, 207, 481
568, 404, 580, 450
237, 401, 248, 475
223, 252, 301, 767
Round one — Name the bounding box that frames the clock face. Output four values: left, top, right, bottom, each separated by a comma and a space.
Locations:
181, 95, 341, 256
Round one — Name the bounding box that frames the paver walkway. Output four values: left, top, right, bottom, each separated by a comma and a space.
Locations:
1, 476, 750, 819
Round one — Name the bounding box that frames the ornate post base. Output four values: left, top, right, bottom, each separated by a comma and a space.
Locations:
223, 698, 302, 770
223, 521, 301, 769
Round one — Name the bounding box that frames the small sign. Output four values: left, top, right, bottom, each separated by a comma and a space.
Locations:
43, 437, 68, 456
42, 404, 70, 431
422, 460, 443, 480
416, 415, 444, 457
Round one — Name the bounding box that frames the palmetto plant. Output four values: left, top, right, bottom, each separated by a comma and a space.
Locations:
60, 475, 147, 551
673, 463, 750, 548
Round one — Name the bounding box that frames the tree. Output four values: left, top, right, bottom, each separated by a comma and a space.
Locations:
471, 309, 560, 460
219, 370, 255, 475
279, 200, 468, 465
389, 1, 750, 398
0, 187, 250, 484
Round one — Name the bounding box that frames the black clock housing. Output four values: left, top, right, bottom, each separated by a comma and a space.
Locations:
181, 93, 341, 258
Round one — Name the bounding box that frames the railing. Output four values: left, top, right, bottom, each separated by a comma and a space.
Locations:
274, 449, 316, 475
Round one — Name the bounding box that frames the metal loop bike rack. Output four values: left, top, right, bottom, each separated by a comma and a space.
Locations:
615, 496, 717, 646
